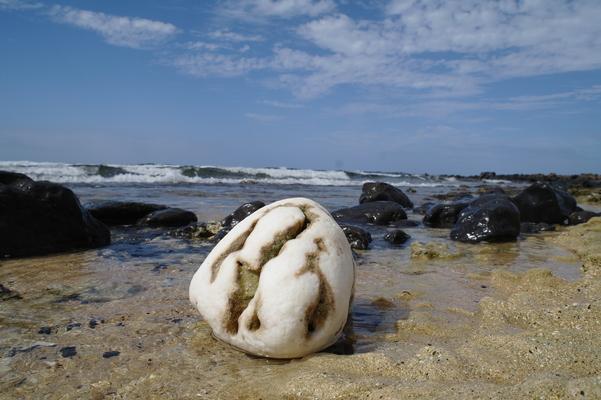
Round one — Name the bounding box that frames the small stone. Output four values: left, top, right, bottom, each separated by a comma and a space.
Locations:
66, 322, 81, 331
38, 326, 52, 335
60, 346, 77, 358
384, 230, 410, 245
0, 283, 22, 301
89, 319, 98, 329
102, 351, 120, 358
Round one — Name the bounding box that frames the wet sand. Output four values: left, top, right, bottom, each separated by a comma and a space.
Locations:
1, 217, 599, 399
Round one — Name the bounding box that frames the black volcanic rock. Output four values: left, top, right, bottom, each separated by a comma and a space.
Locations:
332, 201, 407, 225
423, 201, 471, 228
138, 208, 197, 228
212, 201, 266, 240
450, 194, 520, 243
568, 210, 599, 225
384, 230, 410, 245
221, 201, 265, 230
520, 222, 556, 234
359, 182, 413, 208
339, 224, 372, 250
0, 171, 110, 258
413, 202, 436, 215
513, 183, 578, 224
86, 201, 167, 226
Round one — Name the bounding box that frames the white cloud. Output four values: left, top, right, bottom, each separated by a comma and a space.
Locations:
245, 112, 282, 122
221, 0, 336, 19
49, 5, 178, 49
335, 84, 601, 118
0, 0, 42, 10
171, 52, 268, 77
209, 30, 263, 42
272, 0, 601, 97
183, 41, 221, 51
167, 0, 601, 102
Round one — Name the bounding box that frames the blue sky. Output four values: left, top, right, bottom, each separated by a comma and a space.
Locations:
1, 0, 600, 174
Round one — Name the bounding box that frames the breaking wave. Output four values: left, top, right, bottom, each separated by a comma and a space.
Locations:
0, 161, 461, 187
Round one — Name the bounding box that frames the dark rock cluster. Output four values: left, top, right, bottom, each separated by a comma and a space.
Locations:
0, 171, 110, 258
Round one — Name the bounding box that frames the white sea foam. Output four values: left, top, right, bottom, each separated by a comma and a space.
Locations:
0, 161, 460, 187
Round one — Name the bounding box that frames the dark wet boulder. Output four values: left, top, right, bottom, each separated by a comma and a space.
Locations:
0, 171, 32, 185
512, 183, 578, 224
413, 202, 436, 215
423, 201, 470, 228
332, 201, 407, 226
384, 230, 410, 245
568, 210, 599, 225
450, 194, 520, 243
0, 172, 110, 258
221, 201, 265, 229
339, 224, 372, 250
359, 182, 413, 208
520, 222, 556, 234
211, 201, 266, 240
138, 208, 197, 228
86, 201, 167, 226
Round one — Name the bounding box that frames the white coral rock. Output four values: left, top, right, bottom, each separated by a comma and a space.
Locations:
189, 197, 355, 358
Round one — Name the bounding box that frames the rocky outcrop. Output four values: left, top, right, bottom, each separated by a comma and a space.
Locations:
450, 194, 520, 243
512, 183, 578, 224
359, 182, 413, 208
0, 171, 110, 258
86, 201, 167, 226
423, 201, 470, 228
138, 208, 197, 228
221, 201, 265, 230
339, 224, 372, 250
332, 201, 407, 225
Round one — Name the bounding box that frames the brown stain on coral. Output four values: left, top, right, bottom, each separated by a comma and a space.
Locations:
219, 203, 322, 335
256, 217, 307, 268
247, 296, 262, 331
296, 238, 335, 338
210, 221, 258, 283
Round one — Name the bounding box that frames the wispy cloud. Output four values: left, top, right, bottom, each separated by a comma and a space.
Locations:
284, 1, 601, 97
220, 0, 336, 19
209, 29, 263, 42
335, 84, 601, 118
0, 0, 42, 10
48, 5, 178, 49
171, 53, 268, 77
170, 1, 601, 100
245, 112, 282, 122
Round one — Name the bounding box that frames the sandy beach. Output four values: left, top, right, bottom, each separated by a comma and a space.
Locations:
1, 165, 600, 399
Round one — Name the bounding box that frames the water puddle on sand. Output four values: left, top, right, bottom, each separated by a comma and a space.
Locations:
0, 225, 582, 398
